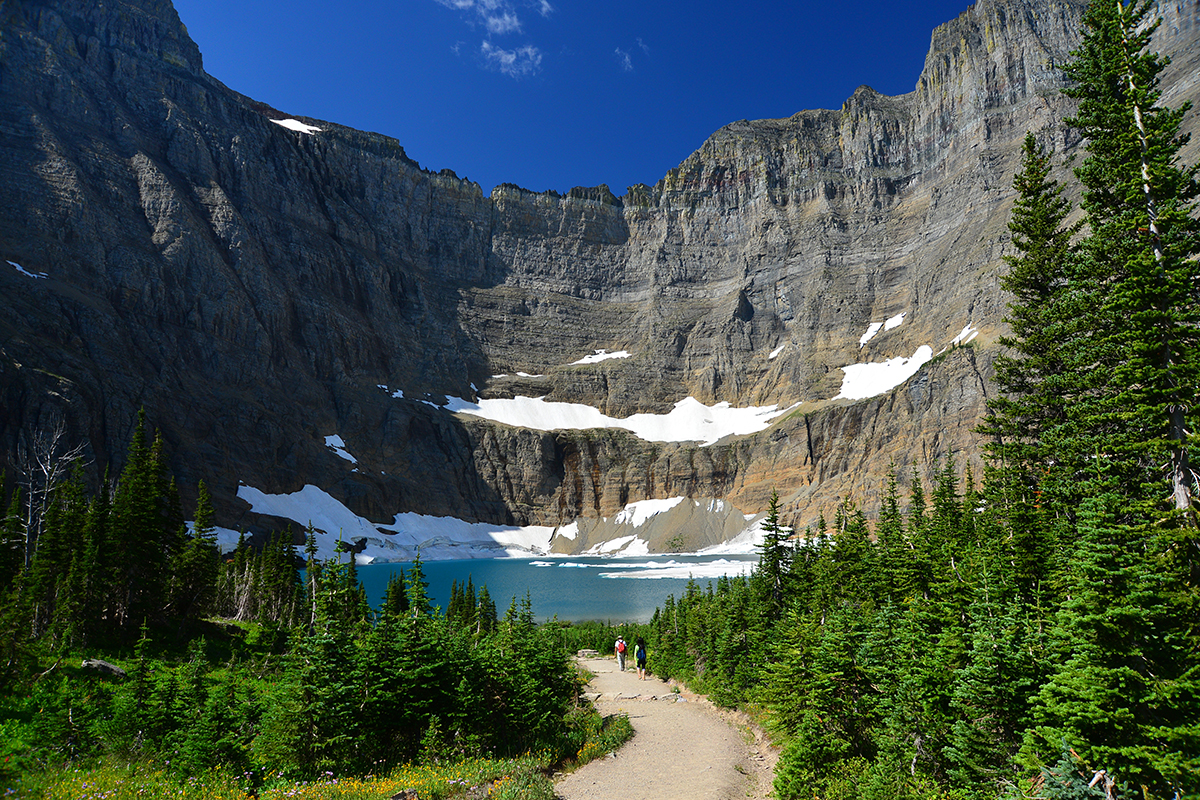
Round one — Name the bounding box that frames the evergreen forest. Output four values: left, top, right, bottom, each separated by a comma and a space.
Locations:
640, 4, 1200, 799
1, 2, 1198, 799
0, 413, 630, 798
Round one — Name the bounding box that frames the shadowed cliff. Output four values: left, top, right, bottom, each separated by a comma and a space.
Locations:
1, 0, 1197, 542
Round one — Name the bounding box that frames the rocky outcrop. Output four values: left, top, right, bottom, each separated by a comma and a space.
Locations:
1, 0, 1197, 544
80, 658, 128, 679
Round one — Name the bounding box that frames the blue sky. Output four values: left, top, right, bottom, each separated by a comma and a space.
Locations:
172, 0, 974, 195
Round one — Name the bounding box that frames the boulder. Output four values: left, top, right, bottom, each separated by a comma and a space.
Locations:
80, 659, 127, 679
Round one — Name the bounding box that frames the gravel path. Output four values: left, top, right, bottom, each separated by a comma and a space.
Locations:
555, 656, 777, 800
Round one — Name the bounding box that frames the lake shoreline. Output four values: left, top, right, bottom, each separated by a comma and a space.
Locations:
351, 554, 761, 623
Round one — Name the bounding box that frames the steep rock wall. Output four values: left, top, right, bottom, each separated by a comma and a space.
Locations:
1, 0, 1197, 540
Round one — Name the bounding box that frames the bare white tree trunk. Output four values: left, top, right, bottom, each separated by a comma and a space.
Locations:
1116, 0, 1192, 512
17, 419, 87, 567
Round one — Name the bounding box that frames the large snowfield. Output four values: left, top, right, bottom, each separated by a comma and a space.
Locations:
442, 395, 799, 447
219, 316, 979, 565
231, 483, 767, 567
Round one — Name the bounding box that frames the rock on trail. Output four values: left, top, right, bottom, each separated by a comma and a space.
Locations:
557, 657, 776, 800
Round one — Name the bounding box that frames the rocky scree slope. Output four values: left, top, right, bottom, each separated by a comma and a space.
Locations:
1, 0, 1197, 547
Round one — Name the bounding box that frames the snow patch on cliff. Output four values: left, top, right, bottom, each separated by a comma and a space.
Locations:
612, 497, 686, 527
835, 346, 934, 400
571, 349, 631, 365
950, 324, 979, 346
271, 118, 322, 134
700, 513, 770, 554
8, 260, 46, 279
442, 395, 797, 446
858, 312, 907, 348
186, 521, 243, 554
324, 435, 357, 464
535, 558, 757, 580
584, 534, 653, 556
859, 322, 884, 347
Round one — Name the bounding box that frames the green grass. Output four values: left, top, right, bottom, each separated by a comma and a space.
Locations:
12, 759, 548, 800
5, 705, 633, 800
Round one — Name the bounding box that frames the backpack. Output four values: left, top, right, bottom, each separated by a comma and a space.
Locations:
617, 640, 626, 653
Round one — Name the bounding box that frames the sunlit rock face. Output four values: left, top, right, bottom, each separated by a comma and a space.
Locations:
2, 0, 1198, 549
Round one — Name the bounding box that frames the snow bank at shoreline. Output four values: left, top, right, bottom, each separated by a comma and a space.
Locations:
231, 483, 763, 565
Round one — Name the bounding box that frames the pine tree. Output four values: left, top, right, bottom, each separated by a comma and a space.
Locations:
0, 475, 23, 589
829, 499, 874, 606
258, 528, 301, 626
110, 618, 157, 755
109, 412, 176, 635
405, 551, 431, 619
354, 612, 422, 764
755, 490, 792, 621
447, 580, 463, 627
304, 525, 321, 627
907, 458, 956, 605
24, 465, 87, 641
461, 575, 478, 634
1022, 491, 1198, 798
380, 569, 409, 622
77, 475, 112, 642
982, 132, 1079, 526
1007, 5, 1200, 796
944, 579, 1045, 794
907, 465, 927, 535
169, 480, 220, 625
258, 622, 360, 775
904, 466, 932, 603
1063, 0, 1200, 518
217, 530, 252, 620
875, 466, 913, 601
475, 585, 496, 635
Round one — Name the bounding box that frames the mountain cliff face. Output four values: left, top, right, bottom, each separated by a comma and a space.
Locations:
2, 0, 1198, 549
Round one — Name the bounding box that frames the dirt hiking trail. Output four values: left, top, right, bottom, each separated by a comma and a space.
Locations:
555, 656, 777, 800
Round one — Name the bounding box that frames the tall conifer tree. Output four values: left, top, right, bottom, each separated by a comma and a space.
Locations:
1063, 0, 1200, 518
0, 475, 23, 590
982, 132, 1078, 526
1022, 3, 1200, 796
110, 412, 173, 633
875, 466, 911, 600
170, 480, 220, 624
755, 490, 792, 621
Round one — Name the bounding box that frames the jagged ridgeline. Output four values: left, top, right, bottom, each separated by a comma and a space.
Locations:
1, 0, 1198, 553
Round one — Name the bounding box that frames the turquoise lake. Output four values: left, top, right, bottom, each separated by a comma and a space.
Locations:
355, 554, 761, 623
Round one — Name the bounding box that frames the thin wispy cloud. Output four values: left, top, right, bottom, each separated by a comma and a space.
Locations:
481, 41, 543, 77
435, 0, 550, 77
637, 37, 650, 55
615, 47, 633, 72
486, 11, 522, 35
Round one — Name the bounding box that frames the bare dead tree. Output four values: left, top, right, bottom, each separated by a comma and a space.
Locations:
17, 418, 89, 568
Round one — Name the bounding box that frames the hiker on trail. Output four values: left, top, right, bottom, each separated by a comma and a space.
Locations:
635, 636, 648, 680
615, 635, 627, 671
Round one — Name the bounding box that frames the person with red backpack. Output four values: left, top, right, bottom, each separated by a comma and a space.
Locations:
615, 635, 627, 671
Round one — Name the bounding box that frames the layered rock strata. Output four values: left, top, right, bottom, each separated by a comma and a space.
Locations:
1, 0, 1197, 547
